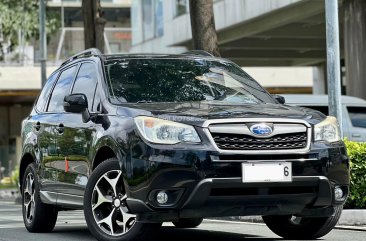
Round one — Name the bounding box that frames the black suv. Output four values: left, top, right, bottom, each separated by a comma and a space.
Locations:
20, 49, 349, 241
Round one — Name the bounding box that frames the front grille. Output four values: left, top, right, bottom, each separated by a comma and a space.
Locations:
212, 132, 307, 151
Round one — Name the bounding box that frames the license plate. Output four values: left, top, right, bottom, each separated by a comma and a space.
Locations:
242, 162, 292, 183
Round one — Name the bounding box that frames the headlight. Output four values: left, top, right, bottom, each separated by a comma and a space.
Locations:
134, 116, 201, 144
314, 116, 341, 142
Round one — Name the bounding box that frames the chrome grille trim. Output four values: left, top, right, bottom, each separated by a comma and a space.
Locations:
210, 157, 318, 163
203, 118, 312, 154
208, 123, 306, 138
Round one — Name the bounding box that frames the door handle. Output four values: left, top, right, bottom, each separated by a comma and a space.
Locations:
352, 133, 361, 138
33, 122, 41, 131
56, 123, 64, 135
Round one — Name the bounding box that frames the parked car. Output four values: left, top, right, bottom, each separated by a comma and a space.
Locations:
19, 49, 349, 241
283, 94, 366, 142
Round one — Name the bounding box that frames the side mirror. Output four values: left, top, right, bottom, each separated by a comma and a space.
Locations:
272, 94, 286, 104
64, 93, 88, 113
64, 93, 91, 123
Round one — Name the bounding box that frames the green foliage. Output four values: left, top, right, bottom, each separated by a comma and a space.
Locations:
11, 166, 19, 186
344, 140, 366, 209
0, 0, 60, 46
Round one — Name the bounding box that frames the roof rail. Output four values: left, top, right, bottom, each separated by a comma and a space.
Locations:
61, 48, 102, 66
182, 50, 214, 57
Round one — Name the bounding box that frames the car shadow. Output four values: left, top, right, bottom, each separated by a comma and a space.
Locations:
49, 225, 326, 241
50, 225, 290, 241
51, 226, 94, 239
151, 227, 283, 241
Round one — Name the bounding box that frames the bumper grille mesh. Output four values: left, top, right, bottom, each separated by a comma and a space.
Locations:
212, 132, 307, 150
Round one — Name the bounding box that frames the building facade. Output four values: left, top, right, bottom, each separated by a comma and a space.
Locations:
131, 0, 358, 96
0, 0, 131, 178
48, 0, 132, 62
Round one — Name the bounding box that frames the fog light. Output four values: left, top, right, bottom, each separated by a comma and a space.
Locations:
156, 191, 168, 204
334, 186, 344, 201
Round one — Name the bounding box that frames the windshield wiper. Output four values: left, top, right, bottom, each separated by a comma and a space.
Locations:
136, 100, 152, 103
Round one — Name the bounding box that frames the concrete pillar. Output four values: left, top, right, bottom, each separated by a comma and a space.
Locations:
344, 0, 366, 100
312, 64, 327, 94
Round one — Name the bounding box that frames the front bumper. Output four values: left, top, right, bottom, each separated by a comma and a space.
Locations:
122, 137, 349, 222
127, 176, 345, 222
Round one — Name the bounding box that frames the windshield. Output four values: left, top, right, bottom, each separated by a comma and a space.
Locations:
104, 58, 276, 104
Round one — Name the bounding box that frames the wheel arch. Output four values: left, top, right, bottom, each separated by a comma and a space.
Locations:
92, 146, 117, 170
19, 152, 35, 192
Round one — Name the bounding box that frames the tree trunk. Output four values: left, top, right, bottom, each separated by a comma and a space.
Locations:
82, 0, 106, 52
82, 0, 95, 49
189, 0, 220, 56
344, 0, 366, 100
95, 0, 106, 53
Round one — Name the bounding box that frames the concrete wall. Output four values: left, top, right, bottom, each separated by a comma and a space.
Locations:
245, 67, 313, 88
0, 67, 57, 90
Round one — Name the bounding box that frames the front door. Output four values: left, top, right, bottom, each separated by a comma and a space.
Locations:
56, 62, 99, 196
45, 64, 78, 194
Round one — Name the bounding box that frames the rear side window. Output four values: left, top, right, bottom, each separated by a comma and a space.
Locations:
35, 72, 59, 112
347, 107, 366, 128
72, 62, 98, 110
47, 65, 77, 112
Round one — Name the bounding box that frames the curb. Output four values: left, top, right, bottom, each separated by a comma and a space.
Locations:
222, 210, 366, 231
208, 219, 366, 232
335, 225, 366, 231
338, 209, 366, 226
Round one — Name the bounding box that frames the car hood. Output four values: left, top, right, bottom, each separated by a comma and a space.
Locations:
116, 101, 325, 126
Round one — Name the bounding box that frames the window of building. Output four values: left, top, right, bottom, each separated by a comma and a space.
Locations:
174, 0, 188, 17
348, 107, 366, 128
142, 0, 154, 40
47, 65, 77, 113
72, 62, 98, 110
154, 0, 164, 37
36, 72, 59, 112
141, 0, 164, 40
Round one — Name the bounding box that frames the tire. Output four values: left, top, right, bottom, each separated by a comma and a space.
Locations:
173, 218, 203, 228
22, 162, 58, 232
262, 206, 343, 239
84, 158, 161, 241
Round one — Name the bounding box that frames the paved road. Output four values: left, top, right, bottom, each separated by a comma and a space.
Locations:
0, 201, 365, 241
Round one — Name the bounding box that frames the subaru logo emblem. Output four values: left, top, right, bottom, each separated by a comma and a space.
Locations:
250, 124, 273, 136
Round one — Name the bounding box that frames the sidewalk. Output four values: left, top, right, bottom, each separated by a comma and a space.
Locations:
0, 188, 18, 201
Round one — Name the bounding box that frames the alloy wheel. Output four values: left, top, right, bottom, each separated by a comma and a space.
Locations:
23, 172, 35, 223
91, 170, 136, 236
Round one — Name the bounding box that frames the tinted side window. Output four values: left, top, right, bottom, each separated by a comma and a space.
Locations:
348, 107, 366, 128
48, 66, 77, 112
72, 63, 98, 110
36, 72, 59, 112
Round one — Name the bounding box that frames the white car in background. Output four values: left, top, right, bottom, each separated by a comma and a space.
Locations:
283, 94, 366, 142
